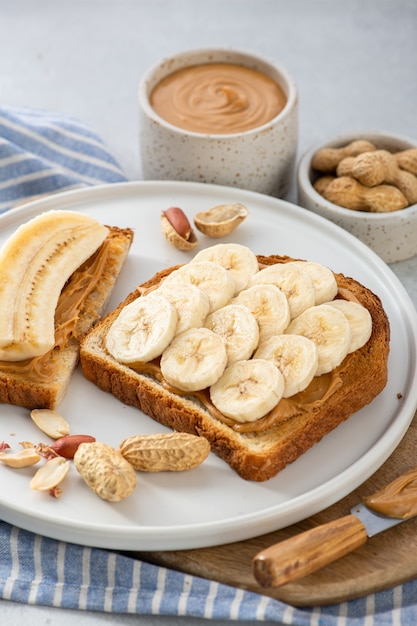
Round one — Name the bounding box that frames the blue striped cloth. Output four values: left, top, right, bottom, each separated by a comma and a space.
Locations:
0, 104, 126, 212
2, 521, 417, 624
1, 521, 417, 623
1, 105, 417, 624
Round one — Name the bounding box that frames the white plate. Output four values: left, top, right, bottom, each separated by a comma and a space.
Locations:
1, 181, 417, 551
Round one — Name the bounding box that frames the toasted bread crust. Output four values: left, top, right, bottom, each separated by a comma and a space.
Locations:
80, 255, 390, 481
0, 226, 134, 410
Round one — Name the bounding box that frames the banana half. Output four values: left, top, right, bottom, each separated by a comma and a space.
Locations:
0, 210, 109, 361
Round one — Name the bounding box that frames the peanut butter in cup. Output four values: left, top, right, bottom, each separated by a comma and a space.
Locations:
150, 62, 287, 134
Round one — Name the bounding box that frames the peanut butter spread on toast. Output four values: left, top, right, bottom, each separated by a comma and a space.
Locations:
117, 272, 362, 433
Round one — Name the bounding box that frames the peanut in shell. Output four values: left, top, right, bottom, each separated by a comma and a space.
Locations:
119, 432, 210, 472
74, 442, 137, 502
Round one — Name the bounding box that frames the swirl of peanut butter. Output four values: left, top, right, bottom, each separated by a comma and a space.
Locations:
150, 62, 287, 134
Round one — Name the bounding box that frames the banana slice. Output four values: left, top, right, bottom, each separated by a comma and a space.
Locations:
248, 263, 316, 319
254, 334, 318, 397
232, 283, 290, 343
205, 304, 259, 365
285, 304, 351, 375
160, 327, 227, 392
191, 243, 259, 293
287, 261, 338, 305
324, 299, 372, 353
210, 359, 284, 422
154, 282, 210, 334
0, 210, 108, 361
106, 293, 178, 363
162, 261, 236, 312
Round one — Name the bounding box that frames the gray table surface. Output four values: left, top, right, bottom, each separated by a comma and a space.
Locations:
1, 0, 417, 623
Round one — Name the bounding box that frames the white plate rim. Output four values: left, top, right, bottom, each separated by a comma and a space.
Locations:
0, 180, 416, 551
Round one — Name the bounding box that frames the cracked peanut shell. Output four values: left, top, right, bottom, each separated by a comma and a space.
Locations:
194, 203, 248, 237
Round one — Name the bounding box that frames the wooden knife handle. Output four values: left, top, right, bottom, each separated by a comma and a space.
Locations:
253, 514, 368, 587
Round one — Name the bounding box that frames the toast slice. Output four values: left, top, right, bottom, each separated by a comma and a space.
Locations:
0, 226, 133, 410
80, 255, 390, 481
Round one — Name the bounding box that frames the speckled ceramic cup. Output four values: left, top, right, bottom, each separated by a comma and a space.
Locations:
297, 131, 417, 263
138, 48, 298, 198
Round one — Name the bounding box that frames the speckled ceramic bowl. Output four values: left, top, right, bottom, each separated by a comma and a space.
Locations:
138, 47, 298, 198
297, 131, 417, 264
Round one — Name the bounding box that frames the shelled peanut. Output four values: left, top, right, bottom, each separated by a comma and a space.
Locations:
312, 140, 417, 212
1, 407, 211, 503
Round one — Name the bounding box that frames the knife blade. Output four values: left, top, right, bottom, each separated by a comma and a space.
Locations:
253, 465, 417, 588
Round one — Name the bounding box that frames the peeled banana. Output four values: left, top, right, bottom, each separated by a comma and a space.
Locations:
0, 210, 108, 361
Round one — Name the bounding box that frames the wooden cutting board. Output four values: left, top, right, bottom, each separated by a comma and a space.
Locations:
133, 409, 417, 607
